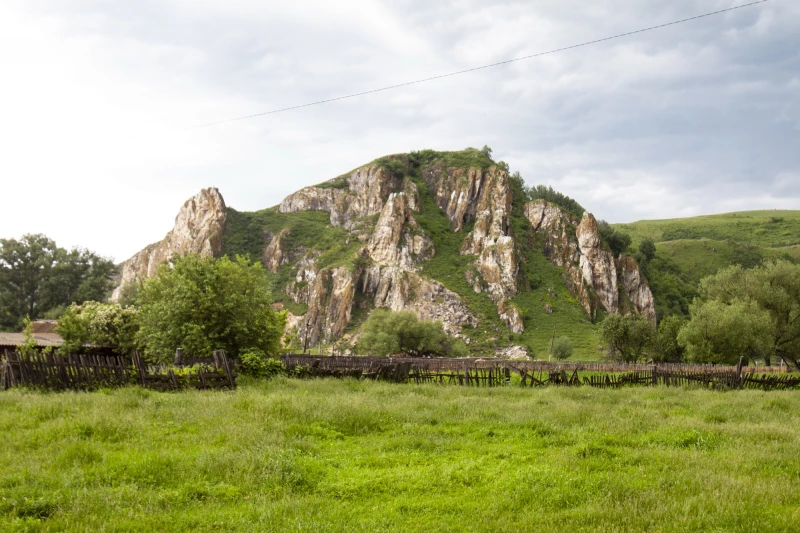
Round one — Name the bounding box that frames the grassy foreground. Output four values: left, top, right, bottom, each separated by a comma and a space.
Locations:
2, 380, 799, 532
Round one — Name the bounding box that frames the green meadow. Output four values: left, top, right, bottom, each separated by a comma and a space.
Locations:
2, 379, 799, 532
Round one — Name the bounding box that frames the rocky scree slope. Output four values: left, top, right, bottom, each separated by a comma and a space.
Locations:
112, 150, 654, 353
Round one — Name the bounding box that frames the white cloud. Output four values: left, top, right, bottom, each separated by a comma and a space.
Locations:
0, 0, 797, 261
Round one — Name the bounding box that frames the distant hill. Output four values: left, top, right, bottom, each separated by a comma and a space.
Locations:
612, 210, 800, 318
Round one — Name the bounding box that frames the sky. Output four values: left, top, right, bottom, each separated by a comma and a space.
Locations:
1, 0, 798, 262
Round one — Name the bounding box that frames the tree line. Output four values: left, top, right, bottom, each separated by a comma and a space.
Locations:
602, 260, 800, 370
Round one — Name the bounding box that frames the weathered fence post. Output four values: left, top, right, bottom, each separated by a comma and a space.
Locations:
174, 348, 183, 366
736, 356, 745, 390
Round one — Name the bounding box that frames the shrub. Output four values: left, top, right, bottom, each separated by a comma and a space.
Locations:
240, 353, 285, 379
552, 336, 573, 361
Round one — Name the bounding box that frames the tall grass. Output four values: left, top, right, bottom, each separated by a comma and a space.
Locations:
2, 380, 799, 532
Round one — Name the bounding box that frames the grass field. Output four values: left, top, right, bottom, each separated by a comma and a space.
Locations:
2, 379, 799, 532
613, 210, 800, 249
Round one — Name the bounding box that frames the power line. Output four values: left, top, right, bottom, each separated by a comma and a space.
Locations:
194, 0, 771, 128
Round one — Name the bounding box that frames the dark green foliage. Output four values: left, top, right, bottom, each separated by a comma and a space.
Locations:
0, 234, 116, 331
408, 147, 494, 170
375, 156, 407, 179
639, 238, 657, 263
683, 261, 800, 368
601, 313, 655, 363
652, 315, 686, 363
357, 310, 465, 357
552, 336, 573, 361
135, 255, 286, 363
597, 221, 632, 256
678, 299, 773, 365
525, 185, 586, 218
642, 256, 698, 320
728, 244, 763, 269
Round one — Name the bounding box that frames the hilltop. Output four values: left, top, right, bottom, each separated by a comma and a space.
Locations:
112, 149, 659, 359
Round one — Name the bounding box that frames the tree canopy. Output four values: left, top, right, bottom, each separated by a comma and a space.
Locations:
0, 234, 116, 331
57, 301, 138, 355
358, 310, 466, 357
601, 313, 655, 363
525, 185, 585, 218
680, 260, 800, 368
135, 254, 285, 363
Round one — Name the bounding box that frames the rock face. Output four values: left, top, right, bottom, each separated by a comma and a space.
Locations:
423, 164, 521, 331
279, 164, 405, 228
113, 152, 659, 352
111, 187, 226, 301
576, 213, 618, 314
525, 199, 656, 320
366, 192, 433, 269
618, 255, 657, 323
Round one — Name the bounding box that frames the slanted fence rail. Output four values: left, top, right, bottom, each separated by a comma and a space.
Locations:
280, 355, 800, 391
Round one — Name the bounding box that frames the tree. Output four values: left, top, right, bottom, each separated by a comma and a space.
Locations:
525, 185, 585, 218
652, 315, 686, 363
135, 254, 286, 363
688, 261, 800, 368
358, 309, 465, 357
677, 299, 773, 365
481, 145, 493, 159
56, 301, 138, 355
639, 238, 657, 263
597, 221, 632, 256
0, 234, 116, 331
601, 313, 655, 362
552, 336, 573, 361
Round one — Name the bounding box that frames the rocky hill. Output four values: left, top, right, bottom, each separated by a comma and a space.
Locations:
112, 149, 655, 356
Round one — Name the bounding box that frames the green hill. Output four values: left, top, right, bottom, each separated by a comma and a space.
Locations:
613, 210, 800, 320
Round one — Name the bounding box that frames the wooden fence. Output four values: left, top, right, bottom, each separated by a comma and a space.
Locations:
1, 349, 237, 392
1, 350, 132, 391
131, 350, 237, 391
281, 355, 800, 391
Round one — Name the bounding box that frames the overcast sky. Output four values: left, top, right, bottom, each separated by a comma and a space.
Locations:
1, 0, 798, 262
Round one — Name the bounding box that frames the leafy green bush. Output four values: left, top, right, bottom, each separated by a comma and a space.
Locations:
135, 255, 286, 363
552, 336, 573, 361
240, 353, 285, 379
57, 301, 138, 355
357, 310, 464, 357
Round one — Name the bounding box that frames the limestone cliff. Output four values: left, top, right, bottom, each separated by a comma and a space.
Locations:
422, 164, 521, 332
279, 163, 405, 228
113, 150, 658, 354
525, 199, 656, 320
111, 187, 226, 300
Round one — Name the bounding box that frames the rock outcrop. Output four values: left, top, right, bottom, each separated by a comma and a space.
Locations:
279, 164, 405, 228
300, 266, 357, 346
111, 187, 226, 301
525, 199, 656, 321
423, 164, 521, 331
576, 213, 618, 314
618, 255, 657, 323
366, 192, 433, 269
360, 267, 477, 335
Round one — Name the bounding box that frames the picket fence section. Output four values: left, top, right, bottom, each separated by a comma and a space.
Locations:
281, 355, 800, 391
1, 349, 237, 392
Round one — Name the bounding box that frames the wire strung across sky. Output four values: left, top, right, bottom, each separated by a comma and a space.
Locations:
194, 0, 771, 128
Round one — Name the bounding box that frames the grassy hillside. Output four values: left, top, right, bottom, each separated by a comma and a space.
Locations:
3, 381, 799, 531
615, 210, 800, 249
613, 210, 800, 319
